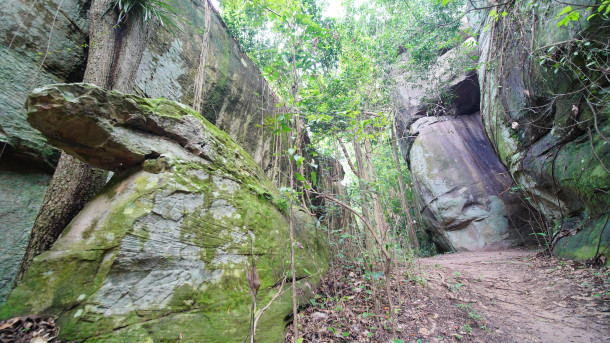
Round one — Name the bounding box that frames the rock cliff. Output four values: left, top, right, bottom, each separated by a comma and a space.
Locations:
0, 83, 329, 342
394, 1, 609, 259
0, 0, 282, 171
468, 0, 609, 261
0, 0, 331, 301
393, 41, 535, 251
0, 0, 89, 301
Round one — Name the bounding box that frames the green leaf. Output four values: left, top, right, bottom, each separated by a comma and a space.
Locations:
295, 172, 306, 182
393, 340, 405, 343
287, 148, 295, 156
557, 6, 573, 17
296, 338, 304, 343
294, 155, 305, 167
310, 171, 317, 186
556, 16, 570, 27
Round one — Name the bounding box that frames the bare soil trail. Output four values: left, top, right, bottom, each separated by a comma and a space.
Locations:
291, 248, 608, 342
420, 249, 610, 343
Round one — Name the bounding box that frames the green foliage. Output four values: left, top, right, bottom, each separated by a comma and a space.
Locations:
218, 0, 462, 255
555, 2, 610, 27
107, 0, 182, 32
555, 6, 580, 27
219, 0, 339, 98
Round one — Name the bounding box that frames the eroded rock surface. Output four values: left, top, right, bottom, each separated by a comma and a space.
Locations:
0, 0, 332, 301
0, 0, 89, 166
0, 84, 329, 342
468, 0, 609, 261
0, 0, 88, 294
393, 40, 534, 251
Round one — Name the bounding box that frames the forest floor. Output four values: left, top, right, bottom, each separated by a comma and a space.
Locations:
288, 248, 610, 342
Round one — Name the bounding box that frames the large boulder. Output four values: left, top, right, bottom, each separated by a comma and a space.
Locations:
0, 0, 321, 303
393, 40, 535, 251
0, 83, 329, 342
468, 0, 609, 261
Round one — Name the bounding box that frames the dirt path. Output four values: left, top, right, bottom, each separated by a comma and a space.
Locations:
421, 249, 609, 343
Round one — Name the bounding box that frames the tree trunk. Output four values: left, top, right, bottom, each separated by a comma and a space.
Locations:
350, 133, 375, 250
15, 155, 107, 282
363, 136, 390, 241
390, 122, 419, 253
15, 0, 151, 283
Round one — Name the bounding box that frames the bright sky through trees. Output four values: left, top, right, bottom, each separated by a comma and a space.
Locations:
211, 0, 345, 18
323, 0, 343, 17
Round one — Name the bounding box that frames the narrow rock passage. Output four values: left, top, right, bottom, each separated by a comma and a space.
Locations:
421, 249, 609, 343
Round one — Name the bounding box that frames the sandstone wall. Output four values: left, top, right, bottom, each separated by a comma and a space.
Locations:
467, 0, 609, 261
0, 0, 330, 302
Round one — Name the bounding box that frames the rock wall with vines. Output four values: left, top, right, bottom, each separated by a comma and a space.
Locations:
0, 0, 339, 303
468, 0, 609, 261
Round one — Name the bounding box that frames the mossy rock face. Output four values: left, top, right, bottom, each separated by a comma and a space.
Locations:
467, 0, 610, 261
132, 0, 284, 175
1, 83, 329, 342
553, 216, 610, 264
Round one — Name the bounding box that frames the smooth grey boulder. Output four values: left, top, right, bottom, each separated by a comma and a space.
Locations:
393, 38, 480, 165
393, 39, 534, 251
409, 114, 532, 251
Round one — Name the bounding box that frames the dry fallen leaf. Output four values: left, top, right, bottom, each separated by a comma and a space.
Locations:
419, 327, 431, 336
31, 332, 48, 343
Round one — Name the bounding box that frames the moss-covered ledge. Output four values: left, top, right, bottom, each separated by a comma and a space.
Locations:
1, 83, 329, 342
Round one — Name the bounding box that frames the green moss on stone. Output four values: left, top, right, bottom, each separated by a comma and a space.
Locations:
554, 216, 610, 264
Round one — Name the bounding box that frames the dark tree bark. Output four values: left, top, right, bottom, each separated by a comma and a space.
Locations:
15, 155, 108, 282
15, 0, 151, 283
